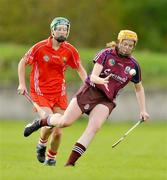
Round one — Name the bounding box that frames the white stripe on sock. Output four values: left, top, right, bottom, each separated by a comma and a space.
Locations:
73, 146, 85, 155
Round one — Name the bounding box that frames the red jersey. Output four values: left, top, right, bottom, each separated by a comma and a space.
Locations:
23, 37, 80, 97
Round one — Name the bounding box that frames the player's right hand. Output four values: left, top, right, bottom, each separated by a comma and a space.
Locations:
103, 73, 112, 84
17, 85, 27, 95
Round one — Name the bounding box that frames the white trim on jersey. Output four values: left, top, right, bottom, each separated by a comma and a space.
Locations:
93, 49, 107, 62
34, 62, 43, 96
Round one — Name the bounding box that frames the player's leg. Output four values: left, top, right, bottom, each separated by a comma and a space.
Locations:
43, 98, 82, 165
65, 104, 110, 166
23, 98, 82, 136
48, 98, 82, 127
44, 107, 64, 166
44, 97, 82, 166
36, 107, 53, 163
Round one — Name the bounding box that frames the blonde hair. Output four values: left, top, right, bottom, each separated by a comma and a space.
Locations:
106, 41, 116, 48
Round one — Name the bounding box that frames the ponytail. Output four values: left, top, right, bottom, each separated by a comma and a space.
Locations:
106, 41, 116, 48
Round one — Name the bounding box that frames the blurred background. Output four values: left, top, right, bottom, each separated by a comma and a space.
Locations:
1, 2, 166, 179
0, 0, 167, 121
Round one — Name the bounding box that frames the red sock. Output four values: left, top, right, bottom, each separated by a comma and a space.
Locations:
47, 149, 57, 160
38, 137, 47, 146
65, 142, 86, 166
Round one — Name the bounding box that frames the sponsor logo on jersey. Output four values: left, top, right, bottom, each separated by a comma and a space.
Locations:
109, 72, 128, 84
43, 55, 50, 62
108, 59, 116, 66
52, 55, 60, 59
124, 66, 131, 74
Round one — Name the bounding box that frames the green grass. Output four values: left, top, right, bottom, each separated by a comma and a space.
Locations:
0, 119, 166, 180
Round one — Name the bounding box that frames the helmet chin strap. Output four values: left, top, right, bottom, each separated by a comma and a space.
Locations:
52, 33, 67, 43
55, 36, 67, 42
116, 47, 130, 57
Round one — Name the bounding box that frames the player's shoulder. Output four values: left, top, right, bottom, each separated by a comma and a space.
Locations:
130, 56, 140, 67
95, 47, 113, 58
63, 41, 78, 51
32, 39, 48, 50
25, 39, 47, 57
93, 48, 113, 63
27, 39, 48, 56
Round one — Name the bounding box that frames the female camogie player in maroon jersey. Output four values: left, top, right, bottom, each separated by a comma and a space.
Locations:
24, 30, 150, 166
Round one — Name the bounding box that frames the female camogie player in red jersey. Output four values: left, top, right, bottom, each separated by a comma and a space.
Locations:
24, 30, 150, 166
18, 17, 87, 166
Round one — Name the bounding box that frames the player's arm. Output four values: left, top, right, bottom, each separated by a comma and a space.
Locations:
76, 63, 87, 82
17, 57, 27, 94
133, 82, 150, 121
90, 63, 111, 84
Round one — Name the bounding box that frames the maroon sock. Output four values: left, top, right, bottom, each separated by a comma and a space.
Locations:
65, 142, 86, 166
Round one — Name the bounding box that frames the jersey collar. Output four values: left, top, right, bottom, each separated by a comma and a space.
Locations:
46, 36, 65, 49
46, 36, 53, 47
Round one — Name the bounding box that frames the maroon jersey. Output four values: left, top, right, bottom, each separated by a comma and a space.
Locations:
86, 48, 141, 102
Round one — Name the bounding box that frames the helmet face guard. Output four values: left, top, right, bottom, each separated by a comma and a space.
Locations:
118, 30, 138, 45
50, 17, 70, 38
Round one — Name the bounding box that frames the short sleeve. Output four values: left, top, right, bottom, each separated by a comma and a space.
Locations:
131, 63, 142, 83
23, 45, 36, 65
93, 49, 108, 65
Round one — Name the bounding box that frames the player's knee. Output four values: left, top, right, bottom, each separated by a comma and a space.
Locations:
57, 118, 71, 127
52, 128, 62, 137
53, 131, 62, 138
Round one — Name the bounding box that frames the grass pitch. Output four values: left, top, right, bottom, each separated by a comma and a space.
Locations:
0, 119, 166, 180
